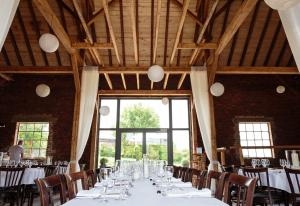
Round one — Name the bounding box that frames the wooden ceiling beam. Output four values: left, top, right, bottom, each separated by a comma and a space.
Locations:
87, 0, 115, 26
189, 0, 219, 65
0, 74, 13, 81
33, 0, 76, 54
130, 0, 139, 65
121, 73, 127, 90
102, 0, 121, 65
153, 0, 162, 64
169, 0, 191, 65
178, 43, 217, 50
170, 0, 203, 27
1, 66, 298, 75
216, 0, 259, 55
119, 0, 126, 66
71, 54, 81, 92
177, 73, 187, 89
136, 73, 140, 90
72, 0, 104, 66
72, 42, 114, 49
163, 73, 169, 90
104, 73, 113, 89
99, 90, 192, 96
163, 0, 171, 66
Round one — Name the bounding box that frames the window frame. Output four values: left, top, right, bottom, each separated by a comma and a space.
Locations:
97, 97, 191, 167
15, 122, 50, 159
236, 118, 275, 158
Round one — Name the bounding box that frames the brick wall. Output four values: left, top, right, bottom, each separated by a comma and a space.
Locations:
213, 75, 300, 165
0, 75, 75, 161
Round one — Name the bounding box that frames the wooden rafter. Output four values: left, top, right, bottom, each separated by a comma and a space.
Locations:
99, 90, 192, 96
163, 0, 171, 66
87, 0, 115, 26
177, 73, 187, 89
121, 74, 127, 90
130, 0, 138, 65
0, 74, 13, 81
151, 81, 154, 90
72, 0, 104, 66
71, 54, 81, 92
189, 0, 219, 65
102, 0, 121, 65
216, 0, 259, 55
153, 0, 162, 64
169, 0, 191, 65
163, 73, 169, 90
119, 0, 126, 66
136, 73, 140, 90
72, 42, 113, 49
171, 0, 203, 27
178, 43, 217, 50
104, 73, 113, 89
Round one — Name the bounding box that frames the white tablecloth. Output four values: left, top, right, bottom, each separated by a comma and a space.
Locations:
239, 168, 298, 193
62, 181, 228, 206
0, 167, 45, 186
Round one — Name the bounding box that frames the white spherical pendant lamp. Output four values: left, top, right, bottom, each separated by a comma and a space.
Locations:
36, 84, 51, 97
39, 33, 59, 53
276, 85, 285, 94
210, 82, 225, 97
162, 97, 169, 105
100, 106, 110, 116
147, 65, 164, 82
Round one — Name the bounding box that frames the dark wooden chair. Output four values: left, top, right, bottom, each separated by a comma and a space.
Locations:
178, 167, 187, 179
285, 167, 300, 206
0, 167, 25, 206
243, 167, 287, 206
182, 168, 193, 182
34, 174, 68, 206
64, 171, 89, 199
44, 165, 58, 177
173, 166, 180, 178
223, 173, 257, 206
86, 169, 97, 188
206, 170, 229, 200
196, 170, 207, 190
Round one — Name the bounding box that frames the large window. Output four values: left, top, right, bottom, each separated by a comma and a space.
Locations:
98, 98, 191, 167
238, 122, 274, 158
16, 122, 49, 158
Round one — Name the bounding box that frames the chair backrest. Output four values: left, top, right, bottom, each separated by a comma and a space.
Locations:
173, 166, 180, 178
178, 167, 187, 179
86, 169, 97, 188
242, 167, 270, 187
224, 173, 257, 206
196, 170, 207, 189
0, 167, 25, 187
44, 165, 58, 177
64, 171, 89, 199
35, 174, 67, 206
285, 167, 300, 195
206, 170, 229, 200
183, 168, 194, 182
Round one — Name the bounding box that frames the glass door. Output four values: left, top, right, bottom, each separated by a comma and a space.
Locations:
120, 132, 143, 161
145, 132, 168, 161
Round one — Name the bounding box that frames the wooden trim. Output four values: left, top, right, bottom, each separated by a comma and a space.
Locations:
153, 0, 162, 64
70, 90, 80, 172
151, 81, 154, 90
89, 103, 99, 170
9, 30, 23, 66
216, 66, 299, 75
103, 0, 121, 65
99, 90, 192, 96
71, 54, 81, 92
169, 0, 191, 65
171, 0, 203, 27
130, 0, 138, 65
72, 42, 114, 49
136, 73, 140, 90
0, 74, 13, 81
216, 0, 259, 55
0, 66, 73, 74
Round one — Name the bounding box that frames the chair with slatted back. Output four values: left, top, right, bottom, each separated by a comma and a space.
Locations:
64, 171, 89, 199
34, 174, 67, 206
285, 167, 300, 206
86, 169, 97, 188
183, 168, 193, 182
206, 170, 229, 200
44, 165, 58, 177
0, 167, 25, 206
178, 167, 186, 179
173, 166, 180, 178
223, 173, 257, 206
196, 170, 207, 190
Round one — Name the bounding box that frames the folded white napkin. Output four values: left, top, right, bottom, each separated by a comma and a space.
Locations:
76, 190, 100, 198
166, 188, 212, 198
172, 182, 193, 188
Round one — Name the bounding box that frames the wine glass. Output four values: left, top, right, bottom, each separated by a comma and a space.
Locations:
165, 165, 174, 183
279, 159, 286, 168
261, 159, 267, 167
251, 159, 257, 168
265, 159, 270, 168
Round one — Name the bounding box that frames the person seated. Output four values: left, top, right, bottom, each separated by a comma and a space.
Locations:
8, 140, 24, 163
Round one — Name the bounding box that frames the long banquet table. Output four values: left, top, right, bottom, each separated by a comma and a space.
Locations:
62, 180, 228, 206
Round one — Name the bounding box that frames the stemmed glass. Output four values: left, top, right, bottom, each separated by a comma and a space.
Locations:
251, 159, 257, 168
279, 159, 286, 168
165, 165, 174, 185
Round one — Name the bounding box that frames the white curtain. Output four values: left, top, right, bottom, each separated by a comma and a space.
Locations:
74, 66, 99, 172
190, 66, 213, 169
0, 0, 20, 50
